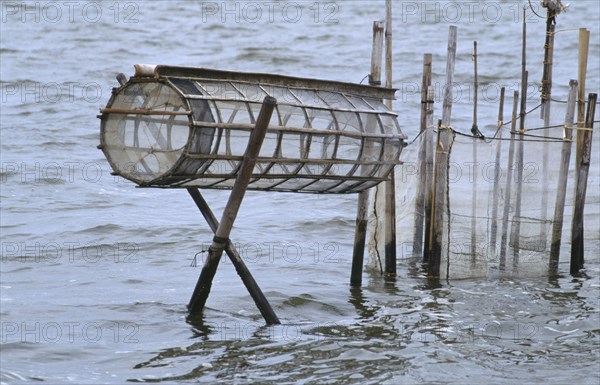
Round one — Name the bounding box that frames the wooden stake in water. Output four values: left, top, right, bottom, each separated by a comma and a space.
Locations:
351, 20, 384, 287
490, 87, 506, 253
188, 96, 276, 316
549, 80, 577, 274
383, 0, 396, 277
540, 9, 556, 119
570, 28, 590, 275
519, 6, 528, 134
512, 71, 528, 266
470, 40, 479, 263
187, 188, 280, 325
413, 53, 433, 258
576, 29, 590, 175
539, 13, 556, 249
571, 93, 597, 275
422, 85, 435, 263
500, 91, 520, 268
428, 25, 457, 278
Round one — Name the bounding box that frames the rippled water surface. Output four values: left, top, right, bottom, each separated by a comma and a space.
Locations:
1, 1, 599, 384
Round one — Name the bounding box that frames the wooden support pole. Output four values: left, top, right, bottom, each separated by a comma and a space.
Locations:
471, 40, 479, 262
383, 0, 396, 277
472, 41, 479, 132
539, 11, 556, 251
351, 20, 384, 287
188, 96, 276, 316
540, 13, 556, 118
500, 91, 520, 268
512, 71, 528, 266
187, 188, 280, 324
511, 10, 528, 262
513, 12, 527, 266
576, 29, 590, 175
519, 6, 528, 134
490, 87, 505, 253
571, 93, 597, 275
413, 53, 433, 259
428, 25, 457, 278
549, 80, 577, 273
422, 85, 435, 263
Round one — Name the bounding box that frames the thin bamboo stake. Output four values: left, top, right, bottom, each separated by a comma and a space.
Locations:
188, 96, 276, 315
187, 188, 280, 324
549, 80, 577, 273
500, 91, 520, 268
490, 87, 506, 253
519, 6, 528, 134
570, 28, 590, 274
571, 93, 597, 275
413, 53, 433, 258
512, 71, 528, 267
576, 29, 590, 175
539, 14, 556, 250
471, 41, 479, 262
428, 25, 457, 278
351, 20, 384, 287
383, 0, 396, 276
422, 85, 435, 263
540, 17, 556, 118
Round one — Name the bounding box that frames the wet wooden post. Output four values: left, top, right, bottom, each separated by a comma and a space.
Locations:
188, 96, 276, 316
576, 29, 590, 175
351, 20, 384, 287
383, 0, 397, 277
470, 40, 479, 261
540, 1, 558, 119
500, 91, 520, 267
511, 8, 528, 264
428, 25, 457, 278
422, 85, 435, 263
539, 5, 557, 247
490, 87, 505, 253
512, 71, 527, 265
570, 28, 589, 274
571, 93, 597, 275
413, 53, 433, 258
519, 6, 528, 134
549, 80, 577, 273
187, 188, 280, 324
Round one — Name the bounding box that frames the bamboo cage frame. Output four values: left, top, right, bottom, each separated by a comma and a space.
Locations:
99, 65, 405, 194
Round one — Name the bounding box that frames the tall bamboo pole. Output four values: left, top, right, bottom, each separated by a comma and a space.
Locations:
571, 93, 597, 275
428, 25, 457, 278
576, 29, 590, 175
549, 80, 577, 273
422, 85, 435, 263
490, 87, 506, 253
500, 91, 520, 268
470, 41, 479, 262
570, 28, 590, 274
351, 20, 384, 287
383, 0, 396, 276
539, 11, 556, 249
413, 53, 433, 258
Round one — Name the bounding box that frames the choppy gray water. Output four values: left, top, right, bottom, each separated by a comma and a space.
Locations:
1, 1, 599, 384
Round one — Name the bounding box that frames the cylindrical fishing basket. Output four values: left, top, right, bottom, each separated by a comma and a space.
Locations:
99, 65, 405, 193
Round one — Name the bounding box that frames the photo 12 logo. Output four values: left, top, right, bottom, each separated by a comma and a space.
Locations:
1, 2, 140, 24
198, 2, 339, 24
1, 321, 140, 344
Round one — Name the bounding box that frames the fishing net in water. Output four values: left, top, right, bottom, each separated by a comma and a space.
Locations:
370, 106, 599, 279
